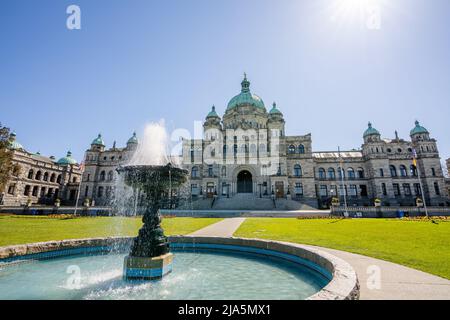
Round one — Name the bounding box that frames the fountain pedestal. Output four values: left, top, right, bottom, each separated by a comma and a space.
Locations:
117, 163, 188, 281
124, 253, 174, 280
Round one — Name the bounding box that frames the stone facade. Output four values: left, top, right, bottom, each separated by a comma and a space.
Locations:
1, 133, 82, 206
80, 134, 138, 206
180, 76, 448, 208
78, 76, 449, 209
445, 158, 450, 198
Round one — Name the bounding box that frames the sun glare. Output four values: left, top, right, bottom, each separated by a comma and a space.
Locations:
329, 0, 385, 29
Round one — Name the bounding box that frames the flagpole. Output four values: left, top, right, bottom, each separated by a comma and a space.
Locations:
338, 147, 349, 216
413, 151, 429, 218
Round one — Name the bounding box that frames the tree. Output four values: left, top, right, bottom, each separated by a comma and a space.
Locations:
0, 124, 18, 193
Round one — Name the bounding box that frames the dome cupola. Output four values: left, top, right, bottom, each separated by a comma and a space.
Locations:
410, 120, 429, 136
91, 134, 105, 146
363, 122, 380, 138
7, 132, 25, 151
57, 151, 77, 166
127, 132, 138, 145
269, 102, 283, 116
206, 105, 220, 119
226, 74, 265, 111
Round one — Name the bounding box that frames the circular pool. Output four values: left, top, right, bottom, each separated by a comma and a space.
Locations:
0, 237, 359, 300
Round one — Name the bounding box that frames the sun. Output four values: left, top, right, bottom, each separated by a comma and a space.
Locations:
329, 0, 385, 28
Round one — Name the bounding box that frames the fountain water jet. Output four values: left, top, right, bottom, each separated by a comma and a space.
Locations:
117, 122, 188, 280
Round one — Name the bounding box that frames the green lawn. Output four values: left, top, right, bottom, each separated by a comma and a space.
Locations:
234, 218, 450, 279
0, 215, 222, 247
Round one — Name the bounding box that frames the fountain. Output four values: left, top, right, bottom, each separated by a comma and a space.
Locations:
117, 163, 188, 280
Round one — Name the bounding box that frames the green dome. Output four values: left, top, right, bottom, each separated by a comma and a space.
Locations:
57, 151, 77, 166
91, 134, 105, 146
127, 132, 138, 145
226, 74, 265, 111
8, 132, 24, 151
410, 120, 429, 136
269, 102, 282, 115
206, 105, 220, 119
363, 122, 380, 137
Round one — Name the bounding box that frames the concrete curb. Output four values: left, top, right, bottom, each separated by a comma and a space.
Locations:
0, 236, 360, 300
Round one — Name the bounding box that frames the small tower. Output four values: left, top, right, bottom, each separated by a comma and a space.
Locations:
268, 102, 285, 136
363, 122, 381, 144
90, 134, 105, 152
203, 105, 222, 136
126, 132, 139, 150
410, 120, 430, 142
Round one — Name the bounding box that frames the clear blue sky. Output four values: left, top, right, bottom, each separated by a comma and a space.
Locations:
1, 0, 449, 163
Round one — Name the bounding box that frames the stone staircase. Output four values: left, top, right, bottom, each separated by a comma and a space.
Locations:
212, 194, 275, 210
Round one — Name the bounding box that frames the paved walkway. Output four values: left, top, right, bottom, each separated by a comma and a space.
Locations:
190, 218, 450, 300
189, 218, 246, 237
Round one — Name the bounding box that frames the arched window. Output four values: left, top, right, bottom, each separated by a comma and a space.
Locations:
108, 171, 114, 181
50, 173, 56, 182
399, 165, 408, 177
357, 168, 365, 179
43, 172, 49, 181
294, 165, 302, 177
318, 168, 326, 179
298, 145, 305, 154
24, 185, 31, 196
390, 165, 397, 177
347, 168, 355, 179
28, 170, 34, 179
288, 145, 296, 154
100, 171, 106, 181
259, 144, 266, 153
410, 165, 418, 176
191, 166, 199, 178
35, 171, 42, 180
57, 175, 62, 184
328, 168, 336, 179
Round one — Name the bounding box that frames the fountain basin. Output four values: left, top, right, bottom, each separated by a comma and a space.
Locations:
124, 253, 174, 280
0, 236, 359, 300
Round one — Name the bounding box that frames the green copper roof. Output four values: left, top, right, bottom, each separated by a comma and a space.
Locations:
8, 132, 24, 151
226, 74, 266, 111
269, 102, 282, 115
363, 122, 380, 137
410, 120, 429, 136
127, 132, 138, 144
57, 151, 77, 165
206, 105, 220, 119
91, 133, 105, 146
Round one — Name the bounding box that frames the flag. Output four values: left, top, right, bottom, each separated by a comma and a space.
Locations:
412, 149, 417, 167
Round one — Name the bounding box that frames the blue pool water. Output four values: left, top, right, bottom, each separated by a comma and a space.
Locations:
0, 249, 329, 300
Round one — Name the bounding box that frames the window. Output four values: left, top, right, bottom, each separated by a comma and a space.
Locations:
348, 185, 357, 196
434, 183, 440, 196
357, 168, 365, 179
360, 185, 368, 197
57, 175, 62, 184
208, 165, 213, 177
410, 165, 418, 176
35, 171, 42, 180
294, 165, 302, 177
28, 170, 34, 179
431, 168, 436, 177
379, 168, 384, 177
191, 184, 200, 195
403, 184, 412, 196
97, 186, 104, 198
40, 188, 46, 198
100, 171, 106, 181
400, 165, 408, 177
390, 165, 397, 177
288, 145, 296, 154
328, 168, 336, 180
84, 186, 89, 197
7, 184, 15, 195
393, 183, 401, 197
298, 145, 305, 154
414, 183, 421, 196
347, 168, 355, 179
294, 183, 303, 195
50, 173, 56, 182
318, 168, 326, 179
338, 167, 345, 179
191, 167, 199, 178
319, 185, 328, 197
47, 188, 53, 198
43, 172, 49, 181
108, 171, 114, 181
72, 177, 77, 183
382, 183, 387, 196
24, 185, 31, 196
32, 186, 39, 197
221, 166, 226, 177
338, 185, 347, 196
